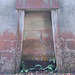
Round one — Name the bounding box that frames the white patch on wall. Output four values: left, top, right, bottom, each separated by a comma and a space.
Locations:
43, 0, 49, 4
50, 0, 52, 6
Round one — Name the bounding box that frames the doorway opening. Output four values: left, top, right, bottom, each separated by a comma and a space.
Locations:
20, 11, 56, 72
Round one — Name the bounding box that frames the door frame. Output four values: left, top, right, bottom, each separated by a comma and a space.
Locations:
15, 9, 62, 73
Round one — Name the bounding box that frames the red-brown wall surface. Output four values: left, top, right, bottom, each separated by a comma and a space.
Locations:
16, 0, 59, 9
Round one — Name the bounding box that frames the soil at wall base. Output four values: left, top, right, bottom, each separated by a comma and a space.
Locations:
20, 60, 56, 72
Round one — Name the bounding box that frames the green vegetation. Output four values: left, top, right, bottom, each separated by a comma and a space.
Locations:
20, 58, 57, 73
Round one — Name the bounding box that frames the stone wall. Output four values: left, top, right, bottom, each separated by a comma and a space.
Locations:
0, 0, 75, 73
58, 0, 75, 72
0, 0, 18, 73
